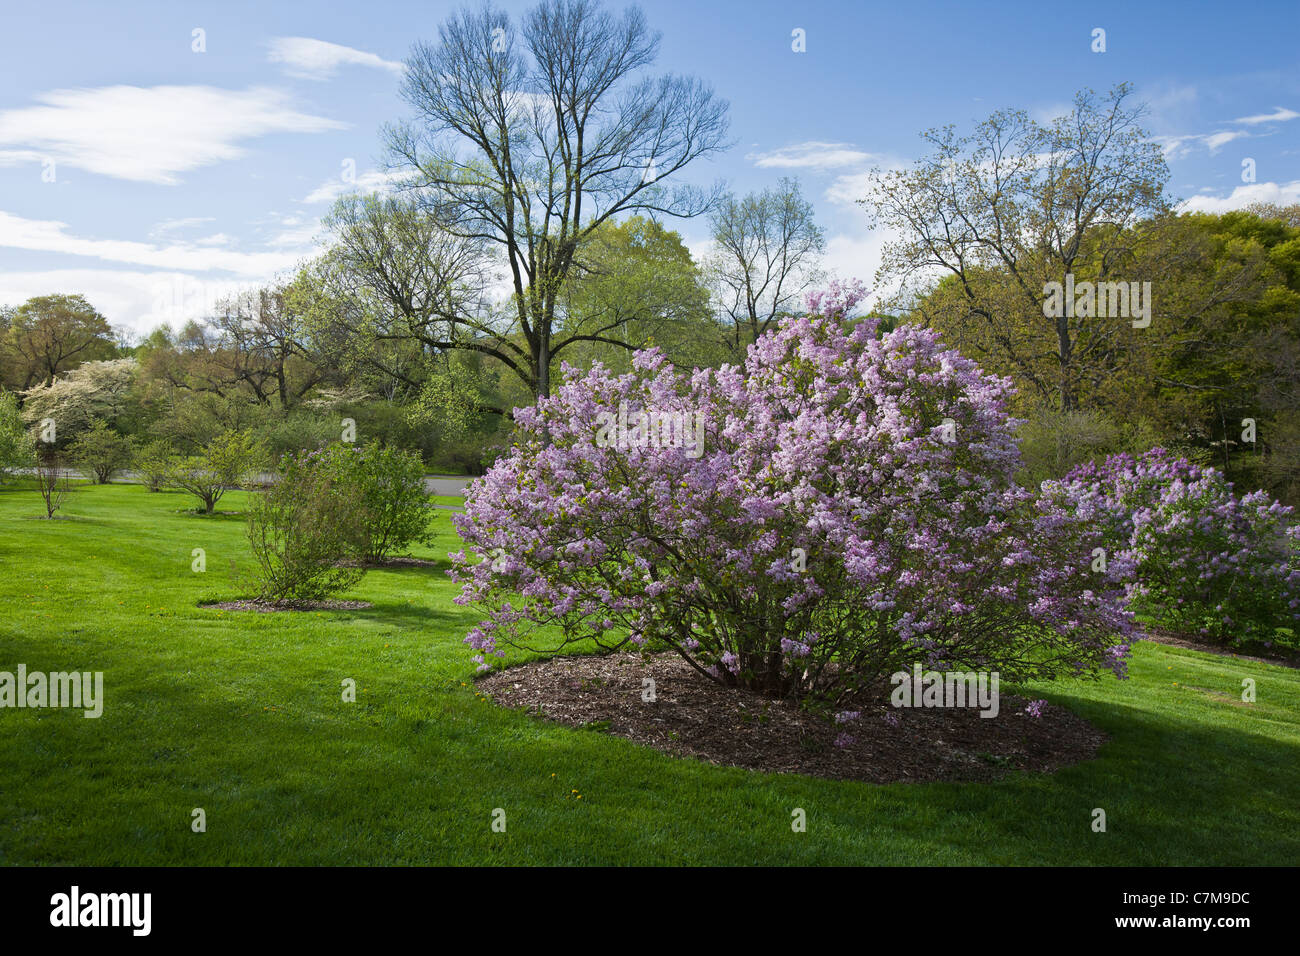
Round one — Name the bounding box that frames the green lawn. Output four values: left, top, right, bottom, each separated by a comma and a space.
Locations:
1, 481, 1297, 865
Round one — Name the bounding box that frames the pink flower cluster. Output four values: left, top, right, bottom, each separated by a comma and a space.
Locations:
451, 293, 1134, 698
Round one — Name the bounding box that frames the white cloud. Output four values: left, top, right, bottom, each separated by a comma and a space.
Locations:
0, 269, 253, 337
821, 230, 898, 305
1154, 135, 1196, 160
1141, 84, 1199, 118
1176, 180, 1300, 214
1232, 107, 1300, 125
1156, 129, 1250, 160
0, 85, 344, 185
302, 168, 400, 204
268, 37, 403, 81
1203, 130, 1247, 153
748, 142, 884, 170
266, 222, 322, 249
825, 171, 881, 207
0, 210, 314, 276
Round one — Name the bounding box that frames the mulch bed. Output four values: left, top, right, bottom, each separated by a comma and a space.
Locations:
1139, 629, 1300, 669
478, 652, 1106, 784
199, 599, 373, 612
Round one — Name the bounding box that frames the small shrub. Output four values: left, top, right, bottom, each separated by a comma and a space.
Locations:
133, 439, 175, 492
35, 449, 71, 518
245, 450, 369, 604
167, 430, 264, 514
69, 421, 134, 484
1016, 406, 1161, 488
320, 444, 432, 562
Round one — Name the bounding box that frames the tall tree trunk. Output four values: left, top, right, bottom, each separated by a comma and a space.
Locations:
1056, 316, 1075, 412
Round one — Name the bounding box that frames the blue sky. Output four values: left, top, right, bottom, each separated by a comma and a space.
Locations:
1, 0, 1297, 336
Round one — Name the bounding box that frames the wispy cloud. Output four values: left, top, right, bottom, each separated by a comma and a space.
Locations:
0, 268, 253, 336
0, 210, 312, 276
1156, 129, 1249, 160
825, 170, 880, 207
301, 168, 400, 204
1158, 104, 1300, 161
268, 37, 403, 81
0, 85, 344, 184
745, 141, 901, 209
1232, 106, 1300, 125
748, 142, 885, 170
148, 217, 216, 240
1203, 130, 1248, 152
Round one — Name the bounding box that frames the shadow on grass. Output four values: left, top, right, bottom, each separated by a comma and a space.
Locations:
350, 599, 475, 632
6, 634, 1298, 864
188, 592, 473, 634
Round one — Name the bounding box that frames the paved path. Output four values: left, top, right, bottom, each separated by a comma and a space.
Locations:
424, 475, 472, 496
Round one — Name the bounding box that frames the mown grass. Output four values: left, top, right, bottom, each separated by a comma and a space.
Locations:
1, 481, 1297, 865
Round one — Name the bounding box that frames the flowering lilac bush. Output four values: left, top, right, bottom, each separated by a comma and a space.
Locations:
1044, 448, 1300, 645
451, 286, 1133, 699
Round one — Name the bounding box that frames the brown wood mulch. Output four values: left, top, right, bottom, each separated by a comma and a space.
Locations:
478, 652, 1107, 784
200, 599, 373, 612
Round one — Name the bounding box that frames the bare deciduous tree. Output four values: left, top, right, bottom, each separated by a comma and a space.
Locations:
35, 448, 70, 518
706, 176, 825, 356
210, 286, 331, 408
383, 0, 730, 397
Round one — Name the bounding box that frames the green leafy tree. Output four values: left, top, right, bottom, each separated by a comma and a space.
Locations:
560, 215, 718, 372
133, 438, 175, 492
324, 444, 433, 563
69, 421, 134, 484
1140, 209, 1300, 493
148, 390, 269, 453
4, 294, 116, 389
864, 83, 1169, 414
167, 430, 265, 514
0, 390, 34, 482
